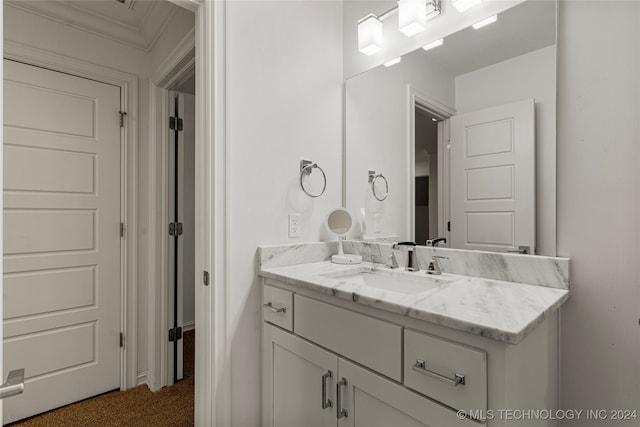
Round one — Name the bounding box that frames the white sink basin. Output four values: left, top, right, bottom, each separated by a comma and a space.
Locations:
323, 267, 452, 295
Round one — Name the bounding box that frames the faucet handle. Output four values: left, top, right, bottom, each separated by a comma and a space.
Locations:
426, 256, 447, 275
426, 238, 447, 247
387, 252, 399, 269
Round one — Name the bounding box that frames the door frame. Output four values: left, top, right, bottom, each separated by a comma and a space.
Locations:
3, 41, 138, 391
407, 86, 455, 242
148, 5, 193, 392
149, 1, 230, 426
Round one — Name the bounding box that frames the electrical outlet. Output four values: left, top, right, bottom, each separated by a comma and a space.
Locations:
288, 214, 301, 238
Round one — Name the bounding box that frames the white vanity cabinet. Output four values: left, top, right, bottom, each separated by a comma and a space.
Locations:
262, 279, 559, 427
263, 324, 474, 427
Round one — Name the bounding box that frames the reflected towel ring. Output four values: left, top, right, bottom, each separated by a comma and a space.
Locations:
368, 170, 388, 201
300, 160, 327, 198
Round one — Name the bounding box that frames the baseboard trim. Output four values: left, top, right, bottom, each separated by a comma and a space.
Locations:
183, 321, 195, 332
136, 371, 148, 387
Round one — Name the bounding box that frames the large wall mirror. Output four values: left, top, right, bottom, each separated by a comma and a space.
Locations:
345, 0, 557, 256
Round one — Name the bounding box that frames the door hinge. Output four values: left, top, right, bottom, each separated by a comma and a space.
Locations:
168, 327, 183, 342
169, 116, 183, 131
120, 332, 125, 348
119, 111, 127, 128
120, 222, 125, 238
447, 221, 451, 232
203, 270, 210, 286
169, 222, 183, 236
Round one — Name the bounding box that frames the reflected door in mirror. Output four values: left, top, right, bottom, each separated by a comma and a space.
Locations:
450, 99, 535, 253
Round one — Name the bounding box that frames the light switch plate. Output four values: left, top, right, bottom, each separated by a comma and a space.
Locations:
288, 214, 301, 238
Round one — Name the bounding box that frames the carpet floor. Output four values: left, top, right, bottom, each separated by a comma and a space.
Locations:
9, 330, 195, 427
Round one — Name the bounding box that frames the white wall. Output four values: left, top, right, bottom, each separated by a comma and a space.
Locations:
342, 0, 525, 78
557, 2, 640, 425
455, 45, 557, 256
227, 1, 344, 425
345, 51, 454, 240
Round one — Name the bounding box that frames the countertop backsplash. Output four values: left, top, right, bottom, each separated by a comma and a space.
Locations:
259, 240, 569, 290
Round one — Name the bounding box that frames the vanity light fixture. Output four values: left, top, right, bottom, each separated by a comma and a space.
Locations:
472, 14, 497, 29
422, 38, 443, 51
384, 57, 402, 67
399, 0, 442, 37
398, 0, 426, 36
451, 0, 482, 13
358, 14, 384, 56
357, 0, 442, 55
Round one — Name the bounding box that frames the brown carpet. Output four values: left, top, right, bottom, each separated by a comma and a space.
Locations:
9, 330, 195, 427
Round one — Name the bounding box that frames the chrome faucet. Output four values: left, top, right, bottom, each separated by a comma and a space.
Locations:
426, 237, 447, 247
387, 251, 400, 269
426, 255, 448, 275
393, 242, 419, 272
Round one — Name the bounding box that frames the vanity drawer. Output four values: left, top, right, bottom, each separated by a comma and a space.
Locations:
294, 294, 402, 381
262, 284, 293, 331
404, 329, 487, 413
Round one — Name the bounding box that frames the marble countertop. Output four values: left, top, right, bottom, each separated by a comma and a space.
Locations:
259, 261, 569, 345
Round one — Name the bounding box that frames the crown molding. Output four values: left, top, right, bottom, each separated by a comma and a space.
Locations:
5, 0, 178, 52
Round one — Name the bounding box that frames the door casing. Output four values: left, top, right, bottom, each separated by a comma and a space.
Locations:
149, 1, 231, 426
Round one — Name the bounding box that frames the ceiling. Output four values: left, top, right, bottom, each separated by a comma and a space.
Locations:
417, 0, 556, 77
5, 0, 184, 51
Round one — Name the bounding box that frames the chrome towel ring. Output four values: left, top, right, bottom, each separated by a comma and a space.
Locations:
300, 160, 327, 198
368, 170, 388, 201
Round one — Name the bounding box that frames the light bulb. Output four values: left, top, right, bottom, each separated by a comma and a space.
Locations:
399, 0, 427, 37
358, 14, 383, 56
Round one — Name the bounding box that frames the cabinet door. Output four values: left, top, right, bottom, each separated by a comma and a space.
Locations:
263, 324, 337, 427
337, 359, 481, 427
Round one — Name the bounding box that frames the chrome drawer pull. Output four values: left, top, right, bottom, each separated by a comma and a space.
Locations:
336, 378, 348, 419
321, 370, 333, 409
412, 360, 465, 387
263, 302, 286, 313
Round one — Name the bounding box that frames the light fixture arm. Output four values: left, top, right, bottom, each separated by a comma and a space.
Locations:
363, 0, 441, 23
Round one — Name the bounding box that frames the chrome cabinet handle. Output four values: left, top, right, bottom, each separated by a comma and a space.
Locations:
262, 302, 286, 313
336, 377, 348, 419
412, 360, 465, 387
321, 370, 333, 409
0, 369, 25, 399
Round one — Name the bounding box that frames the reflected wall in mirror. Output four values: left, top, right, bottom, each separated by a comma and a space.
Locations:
345, 0, 557, 256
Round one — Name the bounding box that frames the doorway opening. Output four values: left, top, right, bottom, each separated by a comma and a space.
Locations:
167, 78, 197, 386
414, 107, 441, 246
409, 90, 454, 246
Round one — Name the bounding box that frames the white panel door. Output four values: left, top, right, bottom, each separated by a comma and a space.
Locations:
450, 99, 535, 253
3, 59, 121, 423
